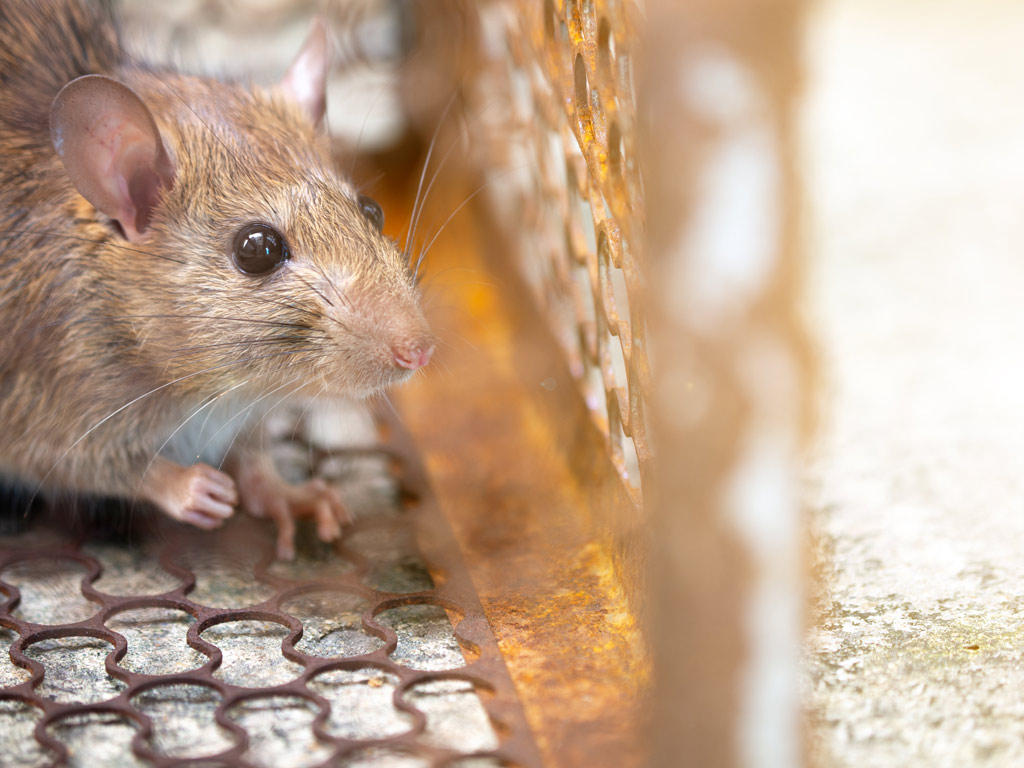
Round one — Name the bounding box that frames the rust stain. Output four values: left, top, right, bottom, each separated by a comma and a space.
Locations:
392, 177, 649, 768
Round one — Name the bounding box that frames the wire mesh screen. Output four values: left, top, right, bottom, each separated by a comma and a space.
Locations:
474, 0, 649, 507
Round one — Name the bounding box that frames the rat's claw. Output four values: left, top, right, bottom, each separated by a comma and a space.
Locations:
180, 508, 223, 530
265, 500, 296, 561
199, 467, 238, 507
186, 468, 235, 519
313, 498, 340, 542
230, 455, 349, 560
196, 497, 234, 519
141, 460, 238, 530
290, 478, 343, 541
318, 481, 349, 527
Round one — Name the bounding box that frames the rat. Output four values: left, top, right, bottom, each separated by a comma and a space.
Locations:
0, 0, 435, 559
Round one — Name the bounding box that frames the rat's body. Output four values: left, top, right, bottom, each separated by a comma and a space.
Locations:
0, 0, 434, 557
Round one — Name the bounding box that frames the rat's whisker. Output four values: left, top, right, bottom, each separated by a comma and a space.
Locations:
27, 314, 318, 334
146, 336, 316, 365
289, 383, 324, 445
27, 352, 304, 509
195, 374, 306, 465
415, 265, 494, 294
405, 95, 495, 262
354, 171, 386, 194
245, 295, 324, 321
413, 169, 521, 281
371, 391, 403, 425
252, 377, 308, 447
303, 257, 355, 314
435, 334, 484, 356
404, 89, 460, 254
111, 313, 313, 330
405, 123, 467, 260
290, 268, 337, 310
194, 378, 241, 458
307, 383, 329, 477
213, 375, 307, 472
12, 325, 328, 356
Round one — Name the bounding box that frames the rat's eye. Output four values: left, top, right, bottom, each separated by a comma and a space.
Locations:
358, 195, 384, 231
232, 223, 290, 275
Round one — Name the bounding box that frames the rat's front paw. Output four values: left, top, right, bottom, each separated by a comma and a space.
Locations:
141, 460, 238, 530
232, 460, 349, 560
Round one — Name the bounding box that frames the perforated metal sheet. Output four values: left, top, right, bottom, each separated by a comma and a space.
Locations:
0, 407, 539, 768
474, 0, 648, 506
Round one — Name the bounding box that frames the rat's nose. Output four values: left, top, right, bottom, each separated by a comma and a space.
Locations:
392, 342, 434, 370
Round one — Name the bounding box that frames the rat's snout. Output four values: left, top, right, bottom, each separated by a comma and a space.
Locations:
318, 274, 435, 390
382, 309, 435, 381
392, 339, 435, 371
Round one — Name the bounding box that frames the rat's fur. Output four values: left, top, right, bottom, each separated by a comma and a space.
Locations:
0, 0, 432, 529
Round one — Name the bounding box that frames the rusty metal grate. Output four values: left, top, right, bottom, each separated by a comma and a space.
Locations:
473, 0, 649, 507
0, 407, 539, 767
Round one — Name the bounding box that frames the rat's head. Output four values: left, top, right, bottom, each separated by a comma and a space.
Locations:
49, 21, 434, 399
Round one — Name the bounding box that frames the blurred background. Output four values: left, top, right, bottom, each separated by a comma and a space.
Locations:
804, 0, 1024, 765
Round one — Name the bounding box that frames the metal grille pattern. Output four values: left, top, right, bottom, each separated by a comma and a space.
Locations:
478, 0, 649, 505
0, 411, 539, 768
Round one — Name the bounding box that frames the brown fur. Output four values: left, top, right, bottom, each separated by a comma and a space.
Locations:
0, 0, 432, 498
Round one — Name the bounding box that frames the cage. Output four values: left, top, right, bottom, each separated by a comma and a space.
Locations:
0, 1, 808, 767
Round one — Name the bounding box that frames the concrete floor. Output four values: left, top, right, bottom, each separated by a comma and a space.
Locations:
803, 0, 1024, 765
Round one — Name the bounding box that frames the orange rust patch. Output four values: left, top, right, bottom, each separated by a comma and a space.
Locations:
393, 181, 648, 767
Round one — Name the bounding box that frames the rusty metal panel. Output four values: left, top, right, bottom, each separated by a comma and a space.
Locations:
391, 187, 650, 768
472, 0, 650, 507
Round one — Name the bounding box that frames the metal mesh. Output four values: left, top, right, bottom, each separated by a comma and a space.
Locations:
474, 0, 649, 506
0, 407, 539, 768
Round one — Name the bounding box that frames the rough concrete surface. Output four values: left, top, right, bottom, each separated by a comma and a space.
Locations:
803, 1, 1024, 765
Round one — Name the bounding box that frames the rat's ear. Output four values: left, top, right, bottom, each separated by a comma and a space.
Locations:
50, 75, 175, 243
280, 18, 330, 126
